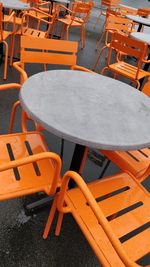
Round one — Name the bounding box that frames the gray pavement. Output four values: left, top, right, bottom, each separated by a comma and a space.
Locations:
0, 0, 150, 266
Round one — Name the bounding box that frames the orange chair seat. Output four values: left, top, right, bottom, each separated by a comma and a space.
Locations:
0, 131, 61, 201
109, 61, 149, 80
101, 148, 150, 180
65, 173, 150, 265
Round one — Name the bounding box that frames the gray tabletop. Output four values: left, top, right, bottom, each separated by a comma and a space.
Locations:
20, 70, 150, 151
126, 15, 150, 26
1, 0, 30, 10
119, 4, 137, 11
131, 32, 150, 46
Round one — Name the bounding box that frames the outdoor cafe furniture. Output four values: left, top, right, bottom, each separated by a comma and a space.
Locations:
13, 35, 78, 84
126, 14, 150, 32
58, 1, 93, 48
0, 0, 30, 10
0, 82, 61, 219
101, 32, 150, 90
43, 165, 150, 266
20, 69, 150, 174
0, 3, 16, 79
94, 14, 134, 70
23, 70, 150, 266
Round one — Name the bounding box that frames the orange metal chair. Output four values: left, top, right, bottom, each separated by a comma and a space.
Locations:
93, 0, 121, 28
43, 169, 150, 266
0, 3, 16, 78
94, 14, 134, 70
0, 131, 61, 202
101, 32, 150, 89
58, 1, 93, 48
13, 35, 78, 84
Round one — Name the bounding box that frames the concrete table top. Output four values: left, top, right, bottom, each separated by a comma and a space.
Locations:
126, 15, 150, 27
20, 70, 150, 151
1, 0, 30, 10
119, 4, 137, 11
131, 32, 150, 46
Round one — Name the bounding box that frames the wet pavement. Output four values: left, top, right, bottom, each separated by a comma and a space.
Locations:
0, 0, 150, 266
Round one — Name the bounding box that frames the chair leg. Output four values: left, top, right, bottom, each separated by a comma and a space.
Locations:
3, 41, 8, 80
96, 31, 105, 51
93, 45, 107, 71
43, 195, 58, 239
66, 26, 69, 40
9, 34, 15, 66
55, 211, 64, 236
8, 100, 20, 133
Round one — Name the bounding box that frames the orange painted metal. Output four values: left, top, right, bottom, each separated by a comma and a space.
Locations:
101, 32, 150, 89
43, 169, 150, 266
94, 14, 134, 70
58, 1, 93, 48
0, 131, 61, 201
13, 35, 78, 84
0, 3, 16, 78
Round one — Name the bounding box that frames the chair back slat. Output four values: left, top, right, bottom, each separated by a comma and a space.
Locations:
110, 32, 148, 59
21, 50, 77, 65
21, 35, 78, 52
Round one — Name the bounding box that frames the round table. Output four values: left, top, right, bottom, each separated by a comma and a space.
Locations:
126, 15, 150, 31
131, 32, 150, 45
1, 0, 30, 10
20, 70, 150, 152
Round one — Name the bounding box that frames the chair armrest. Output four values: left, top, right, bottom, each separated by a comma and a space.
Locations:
13, 61, 28, 84
0, 83, 21, 90
59, 4, 75, 15
57, 171, 141, 267
3, 11, 16, 23
71, 65, 94, 73
0, 151, 61, 195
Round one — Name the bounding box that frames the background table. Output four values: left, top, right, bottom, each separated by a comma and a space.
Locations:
20, 70, 150, 151
126, 14, 150, 31
1, 0, 30, 10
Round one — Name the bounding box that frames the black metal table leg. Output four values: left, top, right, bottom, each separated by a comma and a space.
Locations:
69, 144, 86, 188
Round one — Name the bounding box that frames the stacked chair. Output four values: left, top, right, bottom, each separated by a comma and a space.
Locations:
0, 83, 61, 208
0, 3, 16, 79
93, 11, 135, 71
101, 32, 150, 89
58, 1, 94, 48
43, 167, 150, 266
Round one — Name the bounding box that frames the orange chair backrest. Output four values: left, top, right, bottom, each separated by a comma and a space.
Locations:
137, 8, 150, 17
105, 15, 133, 33
70, 1, 93, 23
20, 35, 78, 70
101, 0, 120, 8
107, 32, 148, 79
